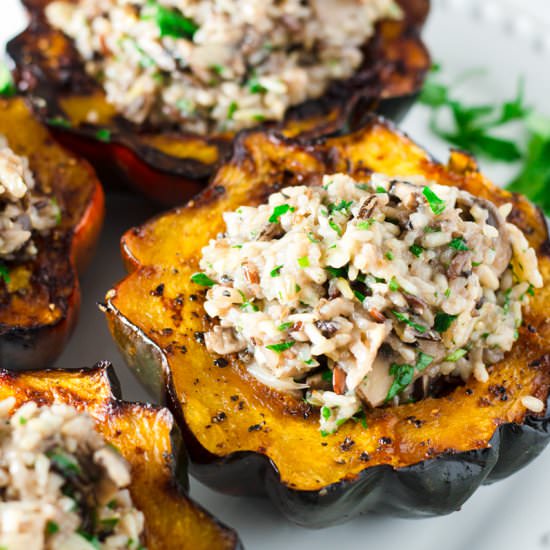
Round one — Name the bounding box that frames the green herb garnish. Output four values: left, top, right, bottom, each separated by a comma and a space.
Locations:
385, 251, 394, 261
388, 277, 400, 292
46, 117, 72, 129
266, 341, 295, 353
353, 289, 366, 303
391, 311, 427, 334
270, 265, 283, 277
386, 363, 415, 402
298, 256, 310, 268
357, 219, 375, 230
77, 530, 101, 549
445, 348, 468, 362
328, 218, 342, 235
0, 263, 9, 284
433, 312, 458, 333
321, 406, 331, 420
95, 128, 112, 143
422, 187, 446, 215
47, 449, 81, 475
45, 520, 59, 535
191, 272, 215, 287
278, 322, 293, 331
307, 232, 320, 243
328, 199, 353, 213
409, 244, 424, 257
269, 204, 294, 223
143, 1, 199, 39
416, 352, 434, 372
449, 237, 469, 251
227, 101, 238, 120
325, 265, 348, 279
0, 62, 15, 97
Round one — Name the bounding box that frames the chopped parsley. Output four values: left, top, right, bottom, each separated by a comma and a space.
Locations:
46, 117, 72, 129
95, 128, 112, 143
227, 101, 238, 120
325, 265, 348, 279
266, 341, 295, 353
321, 369, 332, 381
77, 530, 101, 549
388, 277, 400, 292
0, 62, 15, 97
445, 348, 468, 362
375, 186, 387, 194
422, 187, 446, 215
409, 244, 424, 257
449, 237, 469, 251
0, 263, 9, 284
385, 251, 394, 261
46, 449, 81, 475
386, 363, 415, 402
269, 204, 295, 223
298, 256, 310, 268
321, 406, 331, 420
391, 310, 427, 334
278, 322, 293, 331
328, 199, 353, 213
433, 312, 458, 333
270, 265, 283, 277
353, 289, 366, 303
100, 518, 119, 530
247, 74, 267, 94
142, 1, 199, 39
45, 520, 59, 535
191, 272, 215, 287
328, 218, 342, 235
357, 219, 376, 230
307, 232, 320, 243
416, 352, 434, 372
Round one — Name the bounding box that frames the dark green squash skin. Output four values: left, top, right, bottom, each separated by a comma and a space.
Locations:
7, 0, 431, 206
108, 308, 550, 527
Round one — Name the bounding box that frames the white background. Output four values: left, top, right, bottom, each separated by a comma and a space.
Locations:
2, 1, 550, 549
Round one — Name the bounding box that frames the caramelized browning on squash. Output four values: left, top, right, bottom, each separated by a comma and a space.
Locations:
8, 0, 430, 205
0, 364, 241, 549
106, 118, 550, 524
0, 98, 104, 370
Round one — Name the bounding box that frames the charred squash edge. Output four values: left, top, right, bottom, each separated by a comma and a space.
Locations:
0, 362, 242, 549
0, 97, 104, 371
104, 116, 550, 527
7, 0, 431, 205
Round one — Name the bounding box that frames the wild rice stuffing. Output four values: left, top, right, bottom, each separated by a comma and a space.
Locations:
0, 135, 59, 263
194, 173, 543, 434
0, 398, 145, 549
45, 0, 401, 134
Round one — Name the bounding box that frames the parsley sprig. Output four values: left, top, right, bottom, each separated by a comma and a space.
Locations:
420, 64, 550, 216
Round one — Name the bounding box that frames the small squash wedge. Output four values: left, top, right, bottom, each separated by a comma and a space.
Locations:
0, 97, 104, 370
104, 118, 550, 527
0, 362, 242, 549
8, 0, 431, 205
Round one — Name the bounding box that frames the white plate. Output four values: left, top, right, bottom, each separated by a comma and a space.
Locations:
2, 1, 550, 549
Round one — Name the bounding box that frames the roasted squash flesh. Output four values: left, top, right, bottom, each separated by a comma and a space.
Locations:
8, 0, 430, 205
0, 364, 241, 549
106, 119, 550, 524
0, 97, 104, 370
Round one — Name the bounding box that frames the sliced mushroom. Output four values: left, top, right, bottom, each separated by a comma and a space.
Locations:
447, 251, 472, 279
356, 355, 394, 408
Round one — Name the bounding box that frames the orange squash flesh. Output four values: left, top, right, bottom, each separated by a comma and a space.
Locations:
105, 119, 550, 519
0, 364, 241, 549
0, 97, 104, 370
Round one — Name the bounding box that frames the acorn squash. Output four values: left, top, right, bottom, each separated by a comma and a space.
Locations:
104, 118, 550, 526
8, 0, 431, 205
0, 97, 104, 370
0, 362, 242, 549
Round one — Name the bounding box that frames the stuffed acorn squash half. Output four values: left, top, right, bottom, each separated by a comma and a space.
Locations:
0, 362, 241, 549
0, 97, 104, 370
105, 118, 550, 527
9, 0, 430, 205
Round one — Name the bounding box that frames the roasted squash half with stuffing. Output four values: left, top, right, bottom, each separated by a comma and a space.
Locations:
0, 363, 241, 549
104, 118, 550, 527
0, 97, 104, 370
8, 0, 430, 205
